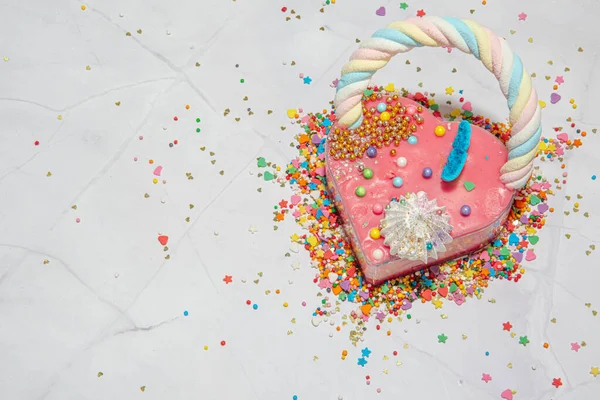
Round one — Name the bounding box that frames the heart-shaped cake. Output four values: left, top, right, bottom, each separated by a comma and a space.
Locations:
326, 17, 542, 284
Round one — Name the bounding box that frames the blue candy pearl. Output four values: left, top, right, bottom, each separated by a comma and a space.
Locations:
376, 102, 387, 112
460, 205, 471, 216
426, 242, 433, 250
392, 177, 403, 188
366, 146, 377, 158
422, 167, 432, 179
408, 135, 418, 145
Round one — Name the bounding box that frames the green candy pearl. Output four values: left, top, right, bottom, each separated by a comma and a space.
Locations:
362, 168, 373, 179
355, 186, 366, 197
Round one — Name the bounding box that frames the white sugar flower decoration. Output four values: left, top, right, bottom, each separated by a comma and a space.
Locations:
380, 191, 453, 263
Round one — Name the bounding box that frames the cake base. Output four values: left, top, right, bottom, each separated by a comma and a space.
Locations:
325, 94, 515, 285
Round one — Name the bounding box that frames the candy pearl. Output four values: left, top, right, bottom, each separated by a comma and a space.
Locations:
422, 167, 432, 179
380, 111, 390, 121
355, 186, 366, 197
406, 105, 417, 115
396, 157, 407, 168
426, 242, 433, 250
372, 249, 384, 260
369, 228, 381, 240
366, 146, 377, 158
377, 102, 387, 112
460, 205, 471, 216
363, 168, 374, 179
372, 204, 383, 215
392, 177, 404, 188
434, 125, 446, 137
408, 136, 418, 145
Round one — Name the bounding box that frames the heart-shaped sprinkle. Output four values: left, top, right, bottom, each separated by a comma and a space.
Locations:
550, 93, 561, 104
525, 249, 536, 261
375, 6, 386, 16
464, 181, 475, 191
500, 389, 513, 400
158, 235, 169, 246
528, 236, 539, 245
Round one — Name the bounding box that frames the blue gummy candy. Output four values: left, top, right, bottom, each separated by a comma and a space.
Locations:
441, 120, 472, 182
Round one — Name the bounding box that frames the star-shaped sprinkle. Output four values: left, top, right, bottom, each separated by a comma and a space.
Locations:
519, 336, 530, 346
438, 333, 448, 343
357, 357, 367, 367
361, 347, 372, 358
432, 299, 443, 309
416, 9, 426, 17
555, 76, 564, 84
303, 76, 312, 84
503, 321, 513, 331
400, 2, 409, 10
223, 275, 233, 284
248, 225, 258, 234
445, 86, 455, 95
591, 366, 600, 377
482, 373, 492, 383
571, 342, 581, 352
552, 378, 562, 388
518, 12, 527, 21
291, 262, 301, 271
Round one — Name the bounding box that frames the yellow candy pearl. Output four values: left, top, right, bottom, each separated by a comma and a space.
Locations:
370, 228, 381, 240
434, 125, 446, 137
380, 111, 391, 121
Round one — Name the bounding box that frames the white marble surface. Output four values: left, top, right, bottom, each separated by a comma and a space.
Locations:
1, 0, 600, 399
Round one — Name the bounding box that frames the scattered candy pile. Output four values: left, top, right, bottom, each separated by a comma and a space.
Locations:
269, 88, 586, 345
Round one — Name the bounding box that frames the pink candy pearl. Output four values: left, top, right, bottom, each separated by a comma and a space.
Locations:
372, 204, 383, 215
406, 105, 417, 115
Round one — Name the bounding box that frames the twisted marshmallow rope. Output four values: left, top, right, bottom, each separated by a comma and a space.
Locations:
334, 17, 542, 190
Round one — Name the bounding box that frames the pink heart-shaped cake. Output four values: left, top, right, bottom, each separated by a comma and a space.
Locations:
325, 16, 542, 284
326, 93, 514, 284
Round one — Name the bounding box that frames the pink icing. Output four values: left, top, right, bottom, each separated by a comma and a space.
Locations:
326, 97, 514, 284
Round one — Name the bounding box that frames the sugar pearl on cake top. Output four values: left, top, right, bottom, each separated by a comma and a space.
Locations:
396, 157, 407, 168
435, 125, 446, 137
408, 136, 418, 145
392, 177, 403, 188
369, 228, 381, 240
372, 249, 384, 260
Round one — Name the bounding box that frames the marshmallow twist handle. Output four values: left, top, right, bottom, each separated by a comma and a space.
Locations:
334, 17, 542, 190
